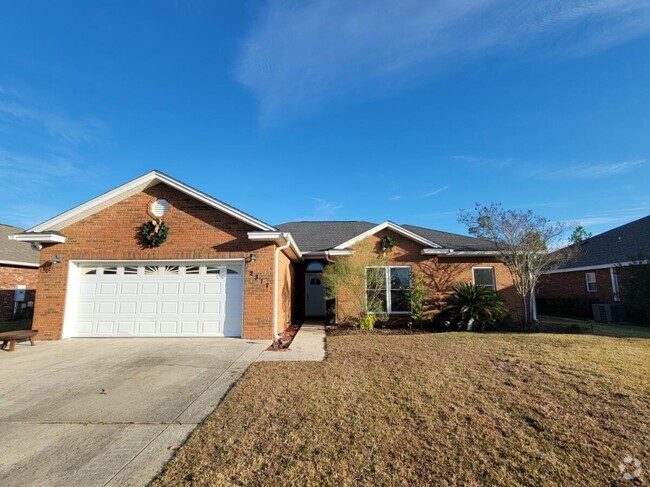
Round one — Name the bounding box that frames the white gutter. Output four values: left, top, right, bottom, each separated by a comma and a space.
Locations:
421, 248, 454, 255
543, 260, 649, 274
273, 233, 292, 340
436, 250, 501, 256
0, 260, 40, 268
247, 231, 302, 260
9, 233, 66, 243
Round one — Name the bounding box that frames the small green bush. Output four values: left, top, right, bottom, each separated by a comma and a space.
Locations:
359, 314, 377, 331
443, 283, 508, 332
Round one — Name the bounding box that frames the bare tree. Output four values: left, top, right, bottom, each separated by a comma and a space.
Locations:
459, 204, 574, 326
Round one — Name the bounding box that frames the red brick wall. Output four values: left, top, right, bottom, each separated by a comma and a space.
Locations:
0, 265, 38, 320
277, 251, 295, 331
334, 229, 524, 323
537, 268, 615, 302
33, 183, 283, 340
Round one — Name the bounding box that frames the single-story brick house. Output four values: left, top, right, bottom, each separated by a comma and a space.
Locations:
538, 214, 649, 315
0, 224, 40, 320
11, 171, 522, 340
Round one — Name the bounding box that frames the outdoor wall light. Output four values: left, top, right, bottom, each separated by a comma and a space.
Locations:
246, 253, 258, 264
48, 255, 63, 265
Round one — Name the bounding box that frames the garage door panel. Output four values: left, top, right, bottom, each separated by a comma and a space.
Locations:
96, 322, 114, 334
161, 302, 178, 313
141, 283, 158, 294
138, 322, 156, 334
72, 261, 243, 338
180, 321, 199, 334
99, 283, 118, 295
117, 321, 135, 334
79, 283, 97, 295
120, 283, 138, 295
140, 302, 157, 314
183, 283, 201, 294
159, 321, 177, 334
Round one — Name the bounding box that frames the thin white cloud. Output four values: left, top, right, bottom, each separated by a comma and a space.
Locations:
236, 0, 650, 120
0, 101, 106, 144
0, 89, 107, 227
297, 197, 343, 220
542, 159, 648, 179
565, 206, 650, 227
422, 185, 448, 198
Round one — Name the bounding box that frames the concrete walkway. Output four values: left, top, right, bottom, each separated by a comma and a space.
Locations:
0, 338, 267, 487
257, 321, 326, 362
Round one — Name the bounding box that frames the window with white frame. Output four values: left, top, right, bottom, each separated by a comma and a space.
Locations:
366, 266, 411, 314
585, 272, 597, 292
473, 267, 496, 290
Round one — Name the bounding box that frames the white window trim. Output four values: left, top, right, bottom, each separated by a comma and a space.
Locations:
585, 272, 597, 293
472, 266, 496, 290
366, 266, 412, 315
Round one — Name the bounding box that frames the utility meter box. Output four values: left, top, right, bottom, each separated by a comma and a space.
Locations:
14, 285, 26, 302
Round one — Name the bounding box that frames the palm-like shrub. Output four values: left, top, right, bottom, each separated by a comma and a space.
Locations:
443, 283, 508, 332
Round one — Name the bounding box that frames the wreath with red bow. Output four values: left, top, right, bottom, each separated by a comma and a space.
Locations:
140, 219, 169, 248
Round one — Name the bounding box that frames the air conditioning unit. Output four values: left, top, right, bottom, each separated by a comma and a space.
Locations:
592, 304, 625, 323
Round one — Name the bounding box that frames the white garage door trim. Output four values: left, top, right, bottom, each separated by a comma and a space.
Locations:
62, 259, 245, 338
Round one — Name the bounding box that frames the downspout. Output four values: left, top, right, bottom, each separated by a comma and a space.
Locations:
273, 233, 292, 341
324, 251, 336, 324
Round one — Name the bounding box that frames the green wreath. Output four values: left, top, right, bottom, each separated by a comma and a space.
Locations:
141, 219, 169, 248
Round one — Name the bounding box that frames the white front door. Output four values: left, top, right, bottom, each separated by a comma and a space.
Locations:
69, 261, 244, 337
305, 272, 326, 316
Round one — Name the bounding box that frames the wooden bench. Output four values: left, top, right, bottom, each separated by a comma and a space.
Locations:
0, 330, 38, 352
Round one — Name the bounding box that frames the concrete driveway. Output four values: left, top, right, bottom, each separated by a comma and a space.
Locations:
0, 338, 268, 487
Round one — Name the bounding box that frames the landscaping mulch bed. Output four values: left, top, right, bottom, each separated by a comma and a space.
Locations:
265, 323, 302, 351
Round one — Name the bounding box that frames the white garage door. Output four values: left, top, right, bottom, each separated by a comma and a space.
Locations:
71, 261, 244, 337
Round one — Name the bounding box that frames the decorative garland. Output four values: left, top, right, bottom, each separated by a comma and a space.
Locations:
141, 219, 169, 248
380, 235, 396, 253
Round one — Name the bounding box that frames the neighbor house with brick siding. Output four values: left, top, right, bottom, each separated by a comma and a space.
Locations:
537, 214, 649, 316
0, 224, 39, 320
10, 170, 522, 340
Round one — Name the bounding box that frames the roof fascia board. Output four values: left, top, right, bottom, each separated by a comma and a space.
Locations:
29, 170, 276, 233
9, 233, 67, 243
333, 221, 441, 250
247, 231, 302, 260
0, 260, 39, 268
421, 248, 454, 255
436, 250, 501, 256
544, 260, 649, 274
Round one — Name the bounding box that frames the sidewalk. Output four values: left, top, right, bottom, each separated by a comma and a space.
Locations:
257, 321, 326, 362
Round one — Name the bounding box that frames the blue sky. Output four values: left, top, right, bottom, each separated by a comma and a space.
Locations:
1, 1, 649, 238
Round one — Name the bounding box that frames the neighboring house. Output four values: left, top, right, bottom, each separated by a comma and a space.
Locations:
538, 214, 650, 307
10, 170, 521, 340
0, 224, 40, 320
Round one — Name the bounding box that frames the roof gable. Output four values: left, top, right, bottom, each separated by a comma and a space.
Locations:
557, 214, 650, 269
333, 221, 442, 249
28, 170, 276, 233
0, 224, 40, 266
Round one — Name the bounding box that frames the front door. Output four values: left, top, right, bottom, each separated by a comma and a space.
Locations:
305, 272, 326, 316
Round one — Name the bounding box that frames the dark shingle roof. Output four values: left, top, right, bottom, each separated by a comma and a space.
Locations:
557, 214, 650, 269
401, 224, 498, 251
276, 221, 496, 252
0, 224, 40, 266
276, 221, 377, 252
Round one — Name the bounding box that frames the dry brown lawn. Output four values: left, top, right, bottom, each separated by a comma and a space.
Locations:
154, 332, 649, 486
